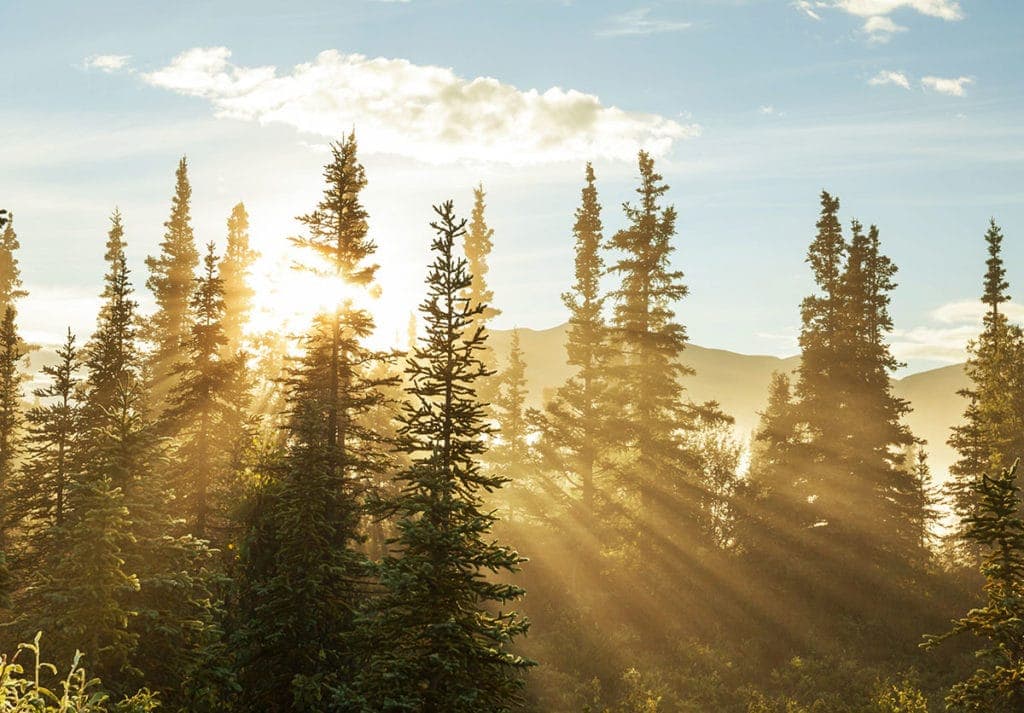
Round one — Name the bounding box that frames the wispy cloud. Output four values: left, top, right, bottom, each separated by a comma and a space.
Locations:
84, 54, 131, 73
868, 69, 911, 89
863, 15, 907, 41
596, 8, 692, 37
891, 299, 1024, 362
921, 75, 973, 96
832, 0, 964, 22
139, 47, 700, 165
792, 1, 824, 21
798, 0, 964, 41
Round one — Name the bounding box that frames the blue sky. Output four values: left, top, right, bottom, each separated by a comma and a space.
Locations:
1, 0, 1021, 372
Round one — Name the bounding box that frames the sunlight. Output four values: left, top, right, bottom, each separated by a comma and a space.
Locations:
245, 250, 411, 351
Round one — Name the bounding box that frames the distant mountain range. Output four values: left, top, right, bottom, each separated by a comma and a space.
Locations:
21, 323, 968, 481
489, 323, 969, 481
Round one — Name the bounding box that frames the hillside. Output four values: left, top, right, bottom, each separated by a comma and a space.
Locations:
490, 323, 968, 480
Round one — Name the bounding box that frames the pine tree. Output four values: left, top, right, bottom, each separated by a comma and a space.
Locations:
233, 131, 395, 711
490, 328, 534, 519
20, 329, 80, 540
749, 193, 931, 631
43, 212, 141, 682
165, 242, 250, 542
355, 201, 532, 713
464, 183, 501, 326
948, 220, 1024, 554
145, 156, 199, 406
0, 306, 25, 605
220, 202, 258, 354
923, 461, 1024, 711
536, 162, 616, 514
606, 151, 693, 552
0, 213, 27, 308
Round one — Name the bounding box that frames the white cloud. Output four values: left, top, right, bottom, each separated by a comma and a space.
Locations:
921, 75, 973, 96
891, 299, 1024, 362
792, 1, 824, 20
863, 15, 908, 41
758, 105, 781, 116
803, 0, 963, 41
84, 54, 131, 73
140, 47, 700, 165
832, 0, 963, 21
868, 69, 911, 89
596, 8, 692, 37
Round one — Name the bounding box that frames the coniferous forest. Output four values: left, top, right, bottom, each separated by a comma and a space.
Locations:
1, 133, 1023, 713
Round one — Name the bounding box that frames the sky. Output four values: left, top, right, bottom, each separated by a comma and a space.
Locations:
1, 0, 1022, 374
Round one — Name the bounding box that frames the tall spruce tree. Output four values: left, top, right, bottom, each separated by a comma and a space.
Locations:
19, 329, 80, 539
0, 306, 24, 605
220, 202, 258, 354
924, 461, 1024, 711
464, 183, 501, 326
43, 212, 141, 682
748, 193, 931, 631
233, 131, 395, 711
0, 213, 27, 308
536, 162, 615, 514
355, 201, 532, 713
145, 156, 199, 406
165, 242, 249, 542
948, 220, 1024, 553
606, 151, 693, 552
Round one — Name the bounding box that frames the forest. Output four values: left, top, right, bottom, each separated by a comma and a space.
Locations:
0, 133, 1022, 713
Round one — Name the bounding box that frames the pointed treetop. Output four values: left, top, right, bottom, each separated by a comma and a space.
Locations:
807, 190, 845, 293
982, 219, 1010, 315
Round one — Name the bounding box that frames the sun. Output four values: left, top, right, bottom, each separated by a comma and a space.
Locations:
244, 251, 413, 352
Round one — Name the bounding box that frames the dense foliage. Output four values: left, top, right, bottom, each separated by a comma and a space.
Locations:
0, 140, 1017, 712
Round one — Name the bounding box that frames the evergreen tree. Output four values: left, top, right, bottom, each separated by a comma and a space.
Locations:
145, 156, 199, 406
948, 220, 1024, 553
19, 329, 80, 542
220, 202, 258, 353
355, 201, 532, 713
748, 193, 931, 631
605, 151, 693, 552
233, 131, 395, 711
490, 329, 535, 520
0, 306, 24, 605
165, 242, 250, 542
463, 183, 501, 326
43, 213, 141, 682
924, 461, 1024, 711
536, 162, 615, 514
0, 213, 27, 308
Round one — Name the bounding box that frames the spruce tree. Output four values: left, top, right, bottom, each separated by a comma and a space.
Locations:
0, 213, 27, 308
0, 306, 24, 605
606, 151, 693, 552
948, 220, 1024, 553
355, 201, 532, 713
464, 183, 501, 326
536, 162, 616, 514
145, 156, 199, 406
924, 461, 1024, 711
490, 328, 534, 519
19, 329, 80, 539
165, 242, 250, 542
43, 212, 141, 682
220, 202, 258, 354
749, 193, 932, 631
233, 131, 395, 711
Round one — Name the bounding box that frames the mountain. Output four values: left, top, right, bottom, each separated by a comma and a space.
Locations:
489, 323, 968, 480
